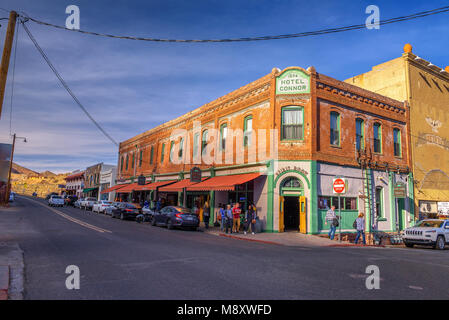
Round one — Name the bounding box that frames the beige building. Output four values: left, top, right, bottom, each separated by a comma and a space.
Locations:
345, 44, 449, 220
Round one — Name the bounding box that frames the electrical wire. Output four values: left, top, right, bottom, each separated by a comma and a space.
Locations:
17, 5, 449, 43
20, 20, 119, 146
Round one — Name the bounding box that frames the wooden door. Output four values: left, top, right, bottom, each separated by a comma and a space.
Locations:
279, 196, 284, 232
299, 196, 306, 234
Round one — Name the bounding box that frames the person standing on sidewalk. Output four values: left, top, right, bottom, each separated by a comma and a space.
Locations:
325, 205, 337, 240
354, 212, 366, 245
225, 204, 233, 234
244, 204, 257, 235
219, 204, 226, 231
203, 201, 210, 229
232, 202, 242, 233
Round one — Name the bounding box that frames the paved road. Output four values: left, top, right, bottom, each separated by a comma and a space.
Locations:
2, 196, 449, 299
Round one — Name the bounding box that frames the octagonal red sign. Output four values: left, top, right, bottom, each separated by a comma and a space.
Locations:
333, 178, 346, 194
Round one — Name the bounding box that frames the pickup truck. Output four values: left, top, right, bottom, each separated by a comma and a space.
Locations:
80, 197, 97, 210
48, 195, 64, 207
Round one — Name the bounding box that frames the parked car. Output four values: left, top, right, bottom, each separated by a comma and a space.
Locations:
151, 206, 199, 230
80, 197, 97, 210
48, 195, 64, 207
92, 200, 112, 213
111, 202, 141, 220
9, 192, 15, 202
65, 195, 78, 206
105, 202, 121, 216
402, 219, 449, 250
74, 198, 84, 208
45, 192, 58, 200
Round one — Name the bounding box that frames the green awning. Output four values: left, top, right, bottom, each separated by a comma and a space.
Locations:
82, 187, 98, 193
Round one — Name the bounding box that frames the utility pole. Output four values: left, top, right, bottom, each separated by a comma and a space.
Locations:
0, 11, 18, 119
4, 134, 26, 204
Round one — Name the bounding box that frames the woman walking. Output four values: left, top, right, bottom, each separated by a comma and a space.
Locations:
354, 212, 366, 245
244, 204, 257, 235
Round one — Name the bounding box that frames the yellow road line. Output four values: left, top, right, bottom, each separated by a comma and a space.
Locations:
24, 197, 112, 234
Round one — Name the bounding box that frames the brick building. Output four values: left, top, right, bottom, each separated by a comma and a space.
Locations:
117, 66, 412, 234
345, 44, 449, 220
64, 170, 85, 198
84, 163, 115, 199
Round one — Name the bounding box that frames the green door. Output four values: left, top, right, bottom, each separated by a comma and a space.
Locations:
397, 198, 406, 231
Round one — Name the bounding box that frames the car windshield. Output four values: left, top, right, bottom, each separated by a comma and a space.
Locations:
52, 196, 62, 199
415, 220, 443, 228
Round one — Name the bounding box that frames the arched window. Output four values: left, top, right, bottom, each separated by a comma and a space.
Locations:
373, 122, 382, 153
330, 111, 340, 146
169, 141, 175, 163
355, 118, 365, 151
201, 130, 208, 155
282, 177, 302, 188
281, 106, 304, 140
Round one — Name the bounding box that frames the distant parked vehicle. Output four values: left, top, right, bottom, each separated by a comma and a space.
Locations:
402, 219, 449, 250
105, 202, 121, 216
80, 197, 97, 210
45, 192, 58, 200
32, 192, 37, 197
65, 195, 78, 206
152, 206, 199, 230
9, 192, 15, 202
48, 195, 64, 207
111, 202, 141, 220
92, 200, 112, 213
74, 198, 84, 208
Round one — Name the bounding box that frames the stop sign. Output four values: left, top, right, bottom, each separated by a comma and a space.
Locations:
333, 178, 346, 194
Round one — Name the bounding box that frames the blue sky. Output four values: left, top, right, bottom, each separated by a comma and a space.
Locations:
0, 0, 448, 173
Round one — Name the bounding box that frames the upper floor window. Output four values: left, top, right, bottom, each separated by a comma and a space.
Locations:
244, 116, 253, 147
193, 132, 199, 158
160, 143, 165, 163
355, 118, 365, 151
179, 138, 184, 159
330, 111, 340, 146
125, 155, 129, 170
139, 150, 143, 167
201, 130, 208, 155
393, 128, 401, 157
149, 146, 154, 165
131, 153, 135, 169
281, 107, 303, 140
120, 156, 124, 172
373, 123, 382, 153
169, 141, 175, 163
220, 124, 227, 151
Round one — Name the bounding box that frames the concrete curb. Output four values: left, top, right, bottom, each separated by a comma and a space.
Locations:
218, 233, 285, 246
0, 265, 9, 300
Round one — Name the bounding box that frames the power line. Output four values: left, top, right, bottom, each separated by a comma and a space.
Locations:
20, 20, 119, 146
17, 5, 449, 43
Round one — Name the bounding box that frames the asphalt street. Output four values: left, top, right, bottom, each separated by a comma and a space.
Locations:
3, 196, 449, 299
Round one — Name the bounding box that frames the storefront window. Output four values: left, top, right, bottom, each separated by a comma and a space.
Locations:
318, 196, 331, 209
319, 196, 357, 210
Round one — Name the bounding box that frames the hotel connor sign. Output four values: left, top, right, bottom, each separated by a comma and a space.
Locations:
276, 69, 310, 95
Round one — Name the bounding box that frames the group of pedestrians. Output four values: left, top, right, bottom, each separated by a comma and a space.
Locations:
218, 203, 258, 234
325, 205, 366, 245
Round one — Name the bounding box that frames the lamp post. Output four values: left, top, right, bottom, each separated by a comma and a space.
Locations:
4, 133, 27, 203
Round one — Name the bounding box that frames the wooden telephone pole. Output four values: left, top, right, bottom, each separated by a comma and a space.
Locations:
0, 10, 18, 119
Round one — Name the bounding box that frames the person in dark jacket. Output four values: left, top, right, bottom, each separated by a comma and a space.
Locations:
225, 204, 233, 234
203, 201, 210, 229
244, 204, 257, 235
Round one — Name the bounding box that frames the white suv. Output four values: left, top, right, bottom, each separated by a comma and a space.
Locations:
48, 195, 64, 207
402, 219, 449, 250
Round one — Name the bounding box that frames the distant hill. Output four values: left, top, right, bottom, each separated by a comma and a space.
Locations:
39, 170, 57, 178
11, 163, 39, 176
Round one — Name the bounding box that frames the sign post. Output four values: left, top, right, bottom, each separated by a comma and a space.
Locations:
333, 177, 347, 242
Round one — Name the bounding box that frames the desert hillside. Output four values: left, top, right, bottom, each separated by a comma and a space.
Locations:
10, 163, 69, 198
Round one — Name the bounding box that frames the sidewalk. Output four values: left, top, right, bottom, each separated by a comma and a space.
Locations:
203, 226, 365, 247
0, 203, 25, 300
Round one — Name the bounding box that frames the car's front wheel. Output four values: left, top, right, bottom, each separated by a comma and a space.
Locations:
435, 236, 446, 250
404, 241, 414, 248
167, 219, 173, 230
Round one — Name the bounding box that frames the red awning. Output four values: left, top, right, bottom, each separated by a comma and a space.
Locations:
159, 178, 207, 192
186, 172, 262, 191
100, 184, 129, 194
116, 180, 176, 193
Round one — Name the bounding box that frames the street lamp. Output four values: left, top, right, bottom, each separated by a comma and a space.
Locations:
4, 133, 27, 203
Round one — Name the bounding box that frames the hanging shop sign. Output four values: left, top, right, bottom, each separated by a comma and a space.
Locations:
393, 182, 406, 198
190, 167, 202, 182
137, 174, 146, 185
276, 69, 310, 95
